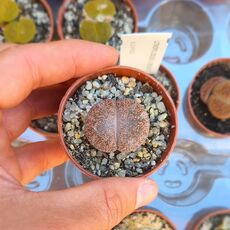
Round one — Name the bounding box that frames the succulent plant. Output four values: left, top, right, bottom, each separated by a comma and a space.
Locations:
84, 0, 116, 21
200, 76, 225, 104
0, 0, 20, 23
84, 99, 150, 153
207, 80, 230, 120
3, 18, 36, 44
79, 20, 113, 43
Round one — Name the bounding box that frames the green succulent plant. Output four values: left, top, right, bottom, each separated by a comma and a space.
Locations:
84, 0, 116, 21
3, 18, 36, 44
0, 0, 20, 23
80, 20, 113, 43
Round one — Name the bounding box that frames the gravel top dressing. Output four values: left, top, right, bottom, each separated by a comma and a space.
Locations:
113, 212, 174, 230
191, 63, 230, 134
152, 71, 178, 106
62, 74, 171, 177
0, 0, 51, 43
31, 115, 58, 134
199, 214, 230, 230
62, 0, 134, 50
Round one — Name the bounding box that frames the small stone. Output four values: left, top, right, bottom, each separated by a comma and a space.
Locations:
135, 98, 142, 104
74, 133, 81, 139
102, 75, 108, 80
109, 152, 115, 159
114, 162, 120, 169
121, 76, 129, 84
136, 168, 143, 174
157, 102, 166, 112
128, 79, 136, 88
159, 121, 168, 128
117, 169, 126, 177
82, 99, 89, 105
86, 93, 93, 100
137, 151, 144, 158
152, 141, 159, 148
93, 81, 100, 89
158, 113, 168, 121
64, 123, 72, 132
63, 113, 71, 122
91, 150, 97, 157
101, 158, 108, 165
124, 88, 130, 95
67, 130, 74, 137
69, 144, 75, 150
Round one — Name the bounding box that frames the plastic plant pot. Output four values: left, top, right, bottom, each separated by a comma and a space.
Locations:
193, 209, 230, 230
58, 66, 178, 179
186, 58, 230, 137
57, 0, 138, 48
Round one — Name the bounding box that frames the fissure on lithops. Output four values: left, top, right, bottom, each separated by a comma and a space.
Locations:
0, 0, 52, 43
61, 73, 174, 177
59, 0, 136, 50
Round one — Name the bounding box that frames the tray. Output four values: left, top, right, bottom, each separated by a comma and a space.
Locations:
20, 0, 230, 229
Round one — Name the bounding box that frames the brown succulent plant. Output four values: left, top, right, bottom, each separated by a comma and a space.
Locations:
84, 98, 150, 153
200, 77, 230, 120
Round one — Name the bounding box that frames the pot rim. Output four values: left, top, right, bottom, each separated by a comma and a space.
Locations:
58, 65, 178, 179
159, 64, 180, 110
130, 208, 176, 230
57, 0, 138, 40
39, 0, 54, 42
187, 57, 230, 137
193, 209, 230, 230
28, 125, 58, 139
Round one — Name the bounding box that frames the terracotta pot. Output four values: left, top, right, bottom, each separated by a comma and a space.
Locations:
159, 65, 180, 110
186, 58, 230, 138
193, 209, 230, 230
58, 66, 178, 178
57, 0, 138, 40
117, 208, 176, 229
39, 0, 54, 42
0, 0, 54, 42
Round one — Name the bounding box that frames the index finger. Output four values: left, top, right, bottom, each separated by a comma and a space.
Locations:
0, 40, 118, 109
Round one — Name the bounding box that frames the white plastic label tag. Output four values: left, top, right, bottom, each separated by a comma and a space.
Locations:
120, 33, 172, 74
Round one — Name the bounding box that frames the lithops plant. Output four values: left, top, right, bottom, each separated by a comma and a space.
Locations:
79, 0, 115, 43
58, 0, 137, 50
0, 0, 53, 44
0, 0, 36, 43
200, 78, 230, 120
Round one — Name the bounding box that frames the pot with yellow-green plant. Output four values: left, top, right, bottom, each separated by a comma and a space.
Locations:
0, 0, 53, 44
57, 0, 137, 50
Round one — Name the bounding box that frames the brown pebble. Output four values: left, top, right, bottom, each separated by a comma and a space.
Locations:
207, 80, 230, 120
200, 76, 225, 104
84, 99, 150, 153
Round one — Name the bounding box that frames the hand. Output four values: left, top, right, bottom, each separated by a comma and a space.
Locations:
0, 40, 158, 230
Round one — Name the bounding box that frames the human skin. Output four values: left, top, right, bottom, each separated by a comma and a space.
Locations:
0, 40, 158, 230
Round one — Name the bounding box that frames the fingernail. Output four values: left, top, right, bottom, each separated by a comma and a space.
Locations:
136, 179, 158, 209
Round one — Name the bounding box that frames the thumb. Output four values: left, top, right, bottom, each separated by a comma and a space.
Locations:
38, 177, 158, 230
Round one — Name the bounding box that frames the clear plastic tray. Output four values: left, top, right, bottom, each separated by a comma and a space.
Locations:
21, 0, 230, 229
